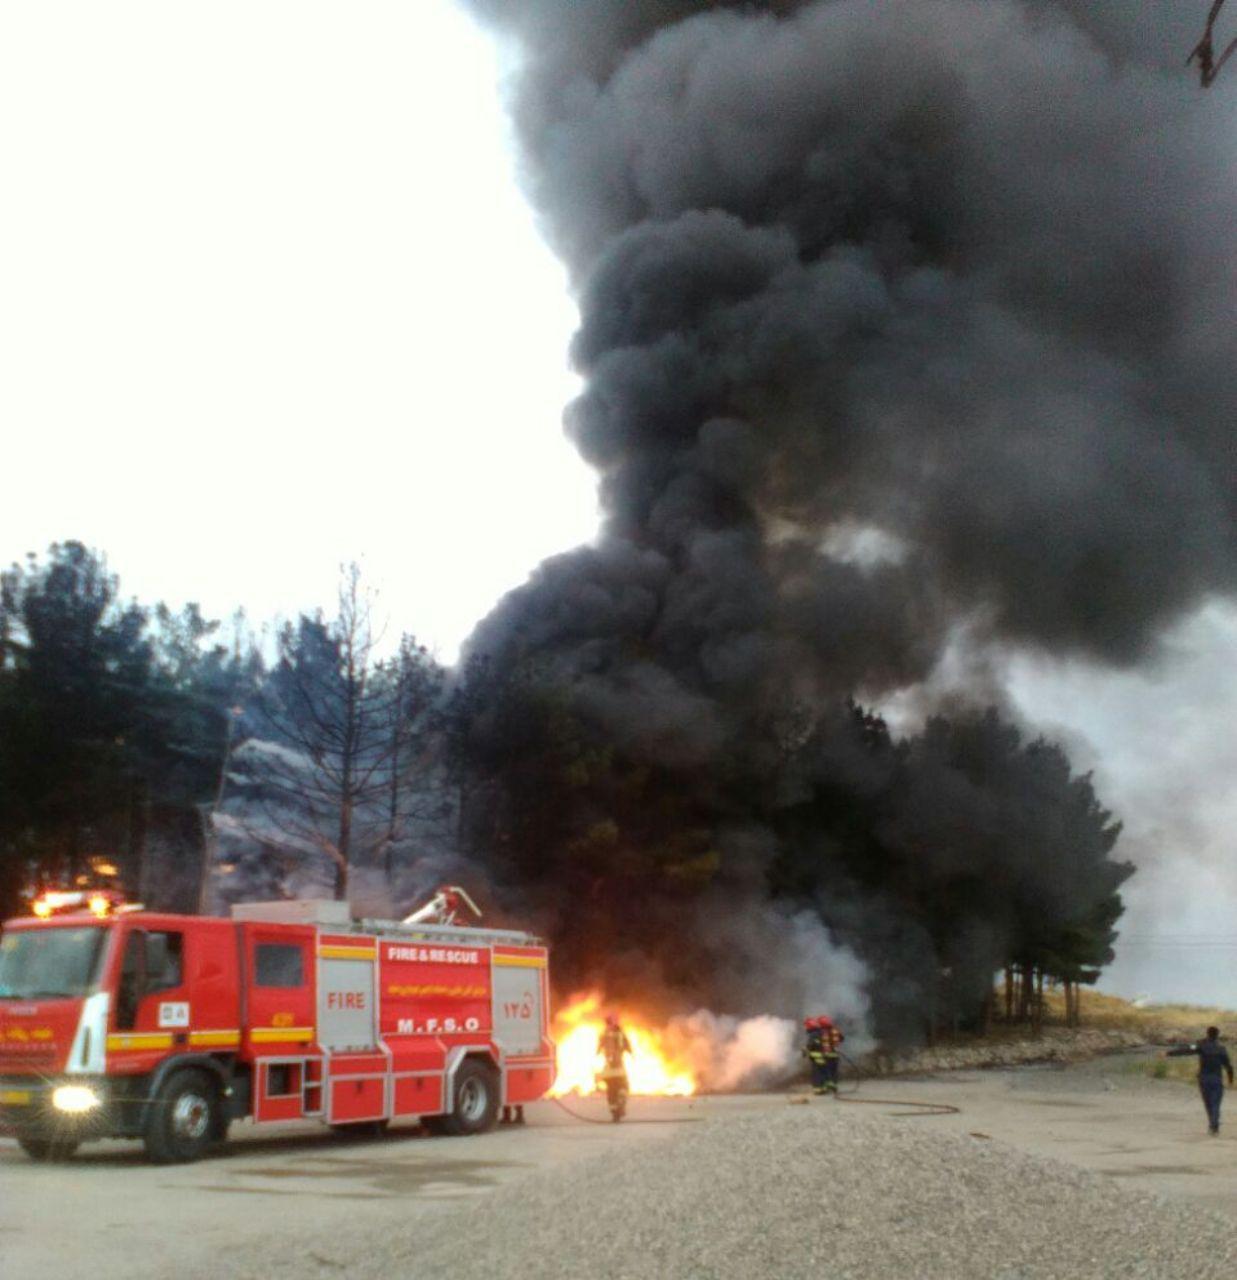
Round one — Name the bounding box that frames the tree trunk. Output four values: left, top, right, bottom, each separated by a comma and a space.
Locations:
66, 815, 81, 884
385, 702, 401, 882
336, 795, 352, 902
129, 778, 149, 903
1004, 967, 1013, 1022
1017, 963, 1034, 1024
196, 806, 216, 915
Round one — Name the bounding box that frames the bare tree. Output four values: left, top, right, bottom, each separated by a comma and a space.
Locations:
237, 565, 444, 902
1189, 1, 1237, 86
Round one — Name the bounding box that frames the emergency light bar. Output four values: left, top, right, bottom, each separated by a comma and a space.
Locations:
31, 889, 138, 919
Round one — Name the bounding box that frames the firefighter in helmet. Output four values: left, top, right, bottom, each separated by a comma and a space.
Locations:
598, 1013, 633, 1121
803, 1016, 826, 1094
817, 1014, 844, 1094
804, 1015, 845, 1096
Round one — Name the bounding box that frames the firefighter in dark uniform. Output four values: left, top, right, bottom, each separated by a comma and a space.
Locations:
818, 1015, 844, 1094
598, 1013, 632, 1121
804, 1017, 827, 1095
804, 1015, 845, 1095
1167, 1026, 1235, 1134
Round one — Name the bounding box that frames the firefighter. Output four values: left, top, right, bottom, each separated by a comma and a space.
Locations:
804, 1015, 845, 1096
1166, 1026, 1234, 1134
598, 1013, 632, 1121
817, 1015, 844, 1095
803, 1016, 828, 1095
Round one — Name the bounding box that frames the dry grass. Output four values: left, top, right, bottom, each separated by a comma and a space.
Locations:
1140, 1056, 1201, 1085
1042, 987, 1237, 1040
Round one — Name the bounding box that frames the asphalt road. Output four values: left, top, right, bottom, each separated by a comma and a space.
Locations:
3, 1055, 1235, 1279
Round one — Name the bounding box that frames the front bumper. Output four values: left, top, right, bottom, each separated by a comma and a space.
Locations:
0, 1075, 134, 1140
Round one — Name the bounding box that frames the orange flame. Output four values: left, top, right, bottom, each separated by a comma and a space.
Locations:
549, 992, 697, 1097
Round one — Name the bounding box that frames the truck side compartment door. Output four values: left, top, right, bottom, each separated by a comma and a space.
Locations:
491, 947, 554, 1105
318, 937, 386, 1125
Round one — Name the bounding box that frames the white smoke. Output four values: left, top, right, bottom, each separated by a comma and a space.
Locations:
662, 913, 873, 1090
668, 1010, 800, 1091
785, 911, 873, 1051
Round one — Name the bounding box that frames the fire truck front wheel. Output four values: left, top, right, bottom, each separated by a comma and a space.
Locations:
441, 1059, 500, 1136
143, 1069, 222, 1164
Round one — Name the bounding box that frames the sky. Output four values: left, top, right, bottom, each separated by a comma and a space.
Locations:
3, 1, 1235, 1006
0, 0, 597, 663
1006, 603, 1237, 1006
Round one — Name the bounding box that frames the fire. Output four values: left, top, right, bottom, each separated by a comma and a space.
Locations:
549, 992, 697, 1097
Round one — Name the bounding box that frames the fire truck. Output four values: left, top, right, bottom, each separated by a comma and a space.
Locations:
0, 889, 553, 1163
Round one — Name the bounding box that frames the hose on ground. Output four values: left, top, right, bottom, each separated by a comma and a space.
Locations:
550, 1095, 703, 1125
836, 1096, 961, 1116
832, 1049, 961, 1117
549, 1047, 958, 1125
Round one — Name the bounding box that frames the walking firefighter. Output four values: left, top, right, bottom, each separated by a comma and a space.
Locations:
803, 1015, 844, 1096
597, 1013, 632, 1122
1167, 1026, 1234, 1135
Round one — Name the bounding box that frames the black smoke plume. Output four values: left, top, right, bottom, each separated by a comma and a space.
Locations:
452, 1, 1230, 1039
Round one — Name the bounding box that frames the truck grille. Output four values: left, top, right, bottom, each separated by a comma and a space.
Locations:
0, 1048, 57, 1070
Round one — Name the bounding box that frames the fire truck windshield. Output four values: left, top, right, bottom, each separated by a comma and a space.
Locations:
0, 927, 107, 1000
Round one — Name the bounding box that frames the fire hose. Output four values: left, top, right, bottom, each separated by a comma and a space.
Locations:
549, 1049, 959, 1125
832, 1050, 961, 1117
550, 1095, 703, 1125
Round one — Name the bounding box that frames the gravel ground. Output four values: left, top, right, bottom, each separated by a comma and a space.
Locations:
202, 1103, 1237, 1280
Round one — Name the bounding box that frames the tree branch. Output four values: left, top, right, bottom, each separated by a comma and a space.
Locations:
1189, 0, 1237, 85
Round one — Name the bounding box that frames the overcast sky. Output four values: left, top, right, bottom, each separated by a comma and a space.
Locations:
3, 1, 1234, 1006
0, 0, 597, 663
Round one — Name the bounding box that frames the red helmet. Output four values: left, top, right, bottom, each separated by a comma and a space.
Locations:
817, 1015, 833, 1027
803, 1016, 816, 1029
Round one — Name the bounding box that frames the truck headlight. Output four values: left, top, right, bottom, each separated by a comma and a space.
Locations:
52, 1084, 101, 1114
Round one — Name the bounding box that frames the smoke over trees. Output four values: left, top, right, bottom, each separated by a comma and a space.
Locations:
451, 657, 1128, 1040
446, 0, 1232, 1036
0, 536, 1127, 1042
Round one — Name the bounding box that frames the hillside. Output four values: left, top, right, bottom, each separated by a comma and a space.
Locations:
865, 988, 1237, 1077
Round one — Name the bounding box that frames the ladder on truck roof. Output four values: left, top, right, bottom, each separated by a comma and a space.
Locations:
229, 899, 541, 949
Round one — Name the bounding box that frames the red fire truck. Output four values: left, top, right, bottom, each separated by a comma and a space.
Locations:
0, 891, 554, 1162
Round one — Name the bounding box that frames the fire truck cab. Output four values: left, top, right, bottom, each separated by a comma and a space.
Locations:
0, 895, 553, 1162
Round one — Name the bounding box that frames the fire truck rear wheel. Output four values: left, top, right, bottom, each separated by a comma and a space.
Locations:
143, 1069, 222, 1164
18, 1135, 79, 1161
441, 1059, 500, 1136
